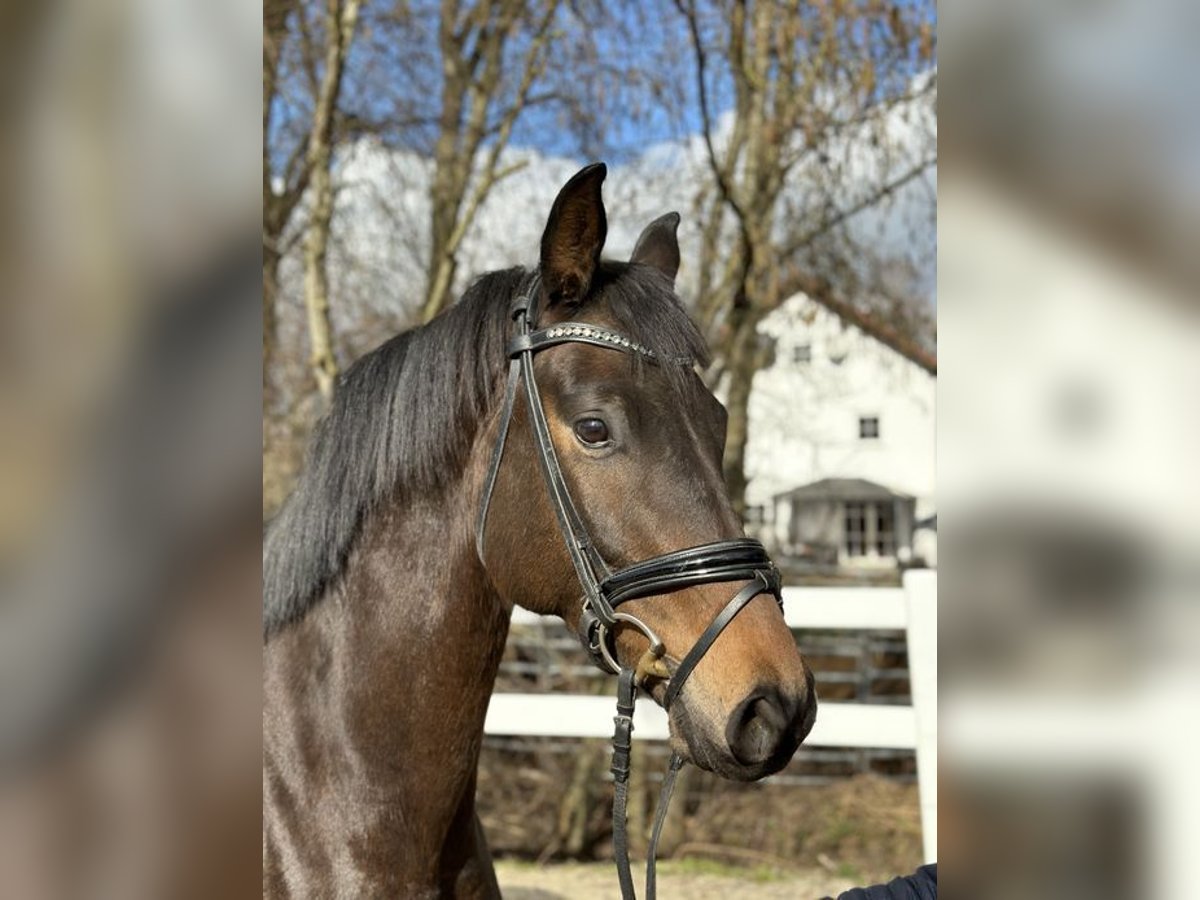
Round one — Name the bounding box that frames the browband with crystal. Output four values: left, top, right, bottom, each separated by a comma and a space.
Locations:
508, 322, 658, 360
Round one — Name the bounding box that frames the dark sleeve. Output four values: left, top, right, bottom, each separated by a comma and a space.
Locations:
824, 863, 937, 900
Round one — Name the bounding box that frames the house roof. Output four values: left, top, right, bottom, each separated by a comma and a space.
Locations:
773, 477, 914, 503
806, 291, 937, 375
779, 272, 937, 375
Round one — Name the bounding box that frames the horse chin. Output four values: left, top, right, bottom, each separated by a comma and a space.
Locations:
668, 696, 805, 783
683, 741, 792, 782
664, 700, 749, 782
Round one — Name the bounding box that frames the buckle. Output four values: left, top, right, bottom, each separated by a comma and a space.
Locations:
597, 612, 665, 675
576, 598, 613, 673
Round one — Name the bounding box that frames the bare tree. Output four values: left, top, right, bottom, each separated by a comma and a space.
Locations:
303, 0, 364, 400
263, 0, 301, 387
419, 0, 561, 322
675, 0, 936, 511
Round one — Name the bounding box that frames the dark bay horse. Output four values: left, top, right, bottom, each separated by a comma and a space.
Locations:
263, 164, 816, 898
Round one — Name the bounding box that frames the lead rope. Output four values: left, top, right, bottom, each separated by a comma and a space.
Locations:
645, 752, 685, 900
611, 668, 688, 900
611, 669, 638, 900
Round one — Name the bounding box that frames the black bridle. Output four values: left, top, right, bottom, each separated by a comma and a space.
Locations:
476, 275, 783, 900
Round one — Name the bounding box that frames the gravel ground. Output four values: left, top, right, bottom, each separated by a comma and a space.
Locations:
496, 860, 856, 900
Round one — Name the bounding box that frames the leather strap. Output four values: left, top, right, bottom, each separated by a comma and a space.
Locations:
476, 279, 615, 619
611, 679, 687, 900
612, 668, 638, 900
518, 310, 614, 616
645, 752, 685, 900
475, 292, 534, 564
474, 355, 521, 564
602, 538, 773, 595
663, 571, 774, 710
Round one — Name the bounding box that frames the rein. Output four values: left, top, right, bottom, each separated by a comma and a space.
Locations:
476, 275, 783, 900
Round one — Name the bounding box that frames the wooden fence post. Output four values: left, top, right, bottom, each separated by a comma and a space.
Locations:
904, 568, 938, 864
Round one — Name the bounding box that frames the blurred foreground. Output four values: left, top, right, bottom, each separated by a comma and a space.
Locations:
941, 1, 1200, 898
0, 0, 261, 895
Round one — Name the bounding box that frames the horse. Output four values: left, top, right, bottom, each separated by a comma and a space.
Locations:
263, 163, 816, 898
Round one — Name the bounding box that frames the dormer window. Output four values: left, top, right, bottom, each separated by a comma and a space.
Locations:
828, 332, 849, 365
859, 416, 880, 440
792, 344, 812, 364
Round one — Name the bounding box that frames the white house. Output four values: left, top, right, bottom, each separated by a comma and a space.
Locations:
743, 293, 936, 570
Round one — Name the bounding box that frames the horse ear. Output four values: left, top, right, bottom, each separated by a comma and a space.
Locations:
630, 212, 681, 283
539, 163, 608, 305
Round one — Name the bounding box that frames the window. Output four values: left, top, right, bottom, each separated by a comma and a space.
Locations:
874, 503, 896, 556
843, 501, 898, 558
792, 344, 812, 364
844, 502, 867, 557
743, 504, 766, 525
859, 416, 880, 440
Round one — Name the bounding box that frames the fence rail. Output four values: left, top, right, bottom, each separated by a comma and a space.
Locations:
486, 694, 918, 748
488, 571, 938, 863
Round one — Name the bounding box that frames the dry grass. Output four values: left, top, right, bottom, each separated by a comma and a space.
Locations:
675, 774, 922, 883
496, 859, 858, 900
479, 744, 923, 886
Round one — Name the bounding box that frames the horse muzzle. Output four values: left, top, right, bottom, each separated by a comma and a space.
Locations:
671, 666, 817, 781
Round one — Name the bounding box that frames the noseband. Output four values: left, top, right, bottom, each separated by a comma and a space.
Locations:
477, 275, 784, 900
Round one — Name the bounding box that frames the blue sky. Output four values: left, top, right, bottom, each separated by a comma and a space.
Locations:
270, 2, 936, 302
271, 1, 934, 167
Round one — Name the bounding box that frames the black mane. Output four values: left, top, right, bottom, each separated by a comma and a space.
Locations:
263, 262, 709, 637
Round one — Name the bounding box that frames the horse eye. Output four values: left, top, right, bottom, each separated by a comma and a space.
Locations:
573, 417, 610, 446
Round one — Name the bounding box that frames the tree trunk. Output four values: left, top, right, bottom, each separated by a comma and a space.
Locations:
421, 223, 459, 322
263, 243, 281, 396
262, 0, 296, 398
303, 185, 338, 401
557, 739, 599, 857
720, 309, 767, 517
721, 336, 752, 516
302, 0, 361, 403
421, 40, 467, 324
418, 0, 559, 324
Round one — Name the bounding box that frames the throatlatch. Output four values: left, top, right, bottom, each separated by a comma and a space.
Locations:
476, 274, 784, 900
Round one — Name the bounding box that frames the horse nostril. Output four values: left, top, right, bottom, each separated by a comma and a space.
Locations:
725, 688, 791, 767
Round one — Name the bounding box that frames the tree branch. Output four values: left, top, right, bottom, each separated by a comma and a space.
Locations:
782, 155, 936, 258
674, 0, 750, 232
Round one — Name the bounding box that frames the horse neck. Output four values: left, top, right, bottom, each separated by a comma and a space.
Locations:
266, 477, 511, 808
349, 485, 509, 772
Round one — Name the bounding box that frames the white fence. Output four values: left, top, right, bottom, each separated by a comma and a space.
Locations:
486, 570, 938, 863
